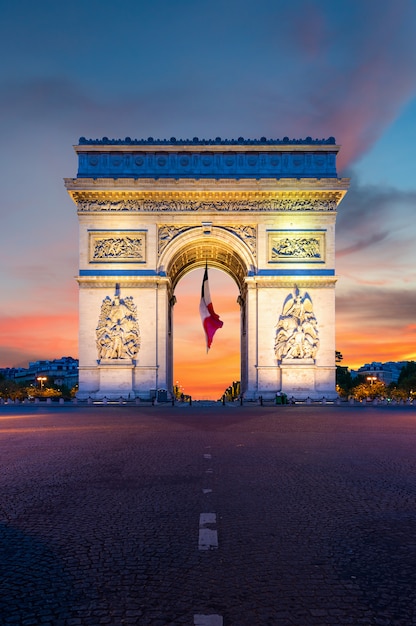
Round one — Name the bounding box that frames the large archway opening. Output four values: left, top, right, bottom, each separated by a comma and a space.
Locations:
173, 267, 240, 400
161, 232, 252, 400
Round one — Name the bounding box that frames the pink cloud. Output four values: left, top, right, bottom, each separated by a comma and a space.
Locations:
0, 314, 78, 367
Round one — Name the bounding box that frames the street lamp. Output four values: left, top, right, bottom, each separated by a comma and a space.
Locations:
367, 376, 377, 385
37, 376, 47, 390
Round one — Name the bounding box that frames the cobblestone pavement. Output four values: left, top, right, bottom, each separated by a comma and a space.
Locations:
1, 404, 416, 625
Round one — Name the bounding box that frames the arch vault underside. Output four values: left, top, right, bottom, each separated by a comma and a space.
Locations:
162, 228, 252, 294
66, 137, 349, 400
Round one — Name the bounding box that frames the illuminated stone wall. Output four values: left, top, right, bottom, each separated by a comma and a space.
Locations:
66, 137, 349, 400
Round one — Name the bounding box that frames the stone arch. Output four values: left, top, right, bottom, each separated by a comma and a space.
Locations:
159, 228, 253, 396
159, 226, 255, 293
67, 137, 349, 401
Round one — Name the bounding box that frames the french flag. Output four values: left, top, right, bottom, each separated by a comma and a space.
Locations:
199, 264, 223, 350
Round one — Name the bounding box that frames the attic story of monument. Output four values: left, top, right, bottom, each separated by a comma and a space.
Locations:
65, 137, 349, 400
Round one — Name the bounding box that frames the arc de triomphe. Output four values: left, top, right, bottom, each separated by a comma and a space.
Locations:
65, 137, 349, 400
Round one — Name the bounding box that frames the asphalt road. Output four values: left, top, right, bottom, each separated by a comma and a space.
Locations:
0, 403, 416, 625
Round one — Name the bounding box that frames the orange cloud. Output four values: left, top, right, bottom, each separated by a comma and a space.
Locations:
336, 324, 416, 369
0, 313, 78, 367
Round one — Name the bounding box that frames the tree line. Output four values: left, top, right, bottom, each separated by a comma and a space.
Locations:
336, 360, 416, 401
0, 375, 77, 401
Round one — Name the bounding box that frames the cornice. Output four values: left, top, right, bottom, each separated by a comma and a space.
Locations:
65, 176, 349, 190
76, 276, 337, 289
67, 188, 347, 213
74, 144, 340, 154
77, 277, 170, 289
245, 277, 338, 288
76, 136, 339, 151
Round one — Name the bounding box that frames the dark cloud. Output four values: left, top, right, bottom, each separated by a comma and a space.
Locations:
336, 174, 416, 257
336, 286, 416, 325
249, 1, 416, 166
337, 232, 390, 258
1, 0, 415, 165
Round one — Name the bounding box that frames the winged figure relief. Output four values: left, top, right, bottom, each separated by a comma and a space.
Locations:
96, 290, 140, 360
275, 287, 319, 360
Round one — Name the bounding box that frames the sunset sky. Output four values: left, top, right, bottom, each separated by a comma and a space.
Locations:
1, 0, 415, 398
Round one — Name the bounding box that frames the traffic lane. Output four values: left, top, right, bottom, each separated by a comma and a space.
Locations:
0, 405, 416, 624
0, 408, 211, 625
199, 407, 416, 624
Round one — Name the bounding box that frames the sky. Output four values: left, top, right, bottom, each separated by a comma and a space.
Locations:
1, 0, 416, 398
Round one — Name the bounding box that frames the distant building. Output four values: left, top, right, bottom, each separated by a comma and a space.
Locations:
0, 357, 79, 389
352, 361, 407, 385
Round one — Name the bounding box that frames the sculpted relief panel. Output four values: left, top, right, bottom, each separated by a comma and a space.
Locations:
268, 231, 325, 263
89, 231, 146, 262
96, 290, 140, 360
275, 287, 319, 361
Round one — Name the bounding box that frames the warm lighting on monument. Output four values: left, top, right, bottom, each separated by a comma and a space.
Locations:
67, 136, 348, 400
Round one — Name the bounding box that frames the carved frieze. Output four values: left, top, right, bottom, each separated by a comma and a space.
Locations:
79, 199, 337, 213
268, 231, 325, 263
275, 287, 319, 361
89, 231, 146, 263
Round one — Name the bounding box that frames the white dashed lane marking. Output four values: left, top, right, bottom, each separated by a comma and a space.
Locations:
195, 450, 223, 624
194, 614, 223, 625
198, 513, 218, 550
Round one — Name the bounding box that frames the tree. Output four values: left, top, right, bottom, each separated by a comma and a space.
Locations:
397, 361, 416, 394
352, 379, 386, 401
336, 366, 353, 397
0, 379, 27, 401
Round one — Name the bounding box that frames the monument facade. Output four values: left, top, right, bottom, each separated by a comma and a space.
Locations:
65, 137, 349, 400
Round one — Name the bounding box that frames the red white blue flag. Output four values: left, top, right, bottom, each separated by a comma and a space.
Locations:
199, 264, 223, 350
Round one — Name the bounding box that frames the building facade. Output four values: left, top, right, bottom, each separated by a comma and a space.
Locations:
354, 361, 407, 385
1, 357, 79, 389
65, 137, 349, 400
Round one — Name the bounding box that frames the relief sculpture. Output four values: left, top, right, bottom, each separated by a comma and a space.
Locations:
158, 225, 193, 255
275, 287, 319, 361
223, 225, 257, 256
89, 233, 145, 262
96, 288, 140, 360
92, 236, 143, 260
269, 231, 324, 263
79, 199, 337, 213
158, 224, 257, 256
271, 236, 321, 259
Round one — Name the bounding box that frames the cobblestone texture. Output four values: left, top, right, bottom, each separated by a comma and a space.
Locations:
0, 404, 415, 624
